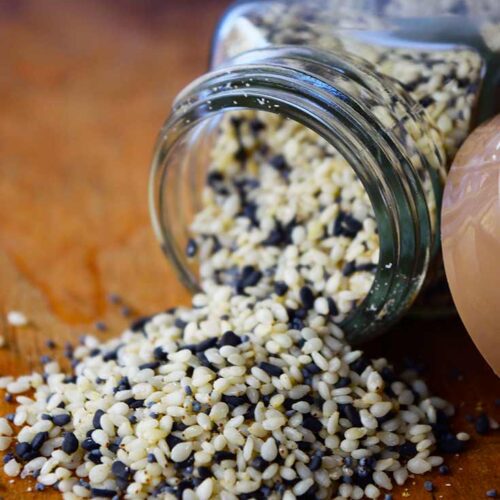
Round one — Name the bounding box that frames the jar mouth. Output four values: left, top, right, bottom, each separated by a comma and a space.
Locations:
150, 46, 445, 343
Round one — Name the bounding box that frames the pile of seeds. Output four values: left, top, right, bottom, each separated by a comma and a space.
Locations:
189, 111, 379, 320
0, 282, 468, 499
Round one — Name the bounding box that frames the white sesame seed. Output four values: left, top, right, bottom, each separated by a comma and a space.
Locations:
7, 311, 29, 327
261, 437, 278, 461
171, 442, 193, 463
4, 459, 20, 477
407, 457, 432, 474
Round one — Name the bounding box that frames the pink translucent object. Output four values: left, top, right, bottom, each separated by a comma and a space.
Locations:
442, 115, 500, 376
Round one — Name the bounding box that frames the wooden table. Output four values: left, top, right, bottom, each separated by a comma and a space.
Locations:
0, 1, 498, 498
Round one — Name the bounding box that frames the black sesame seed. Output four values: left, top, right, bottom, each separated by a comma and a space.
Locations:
384, 495, 393, 500
196, 351, 217, 371
327, 297, 338, 316
207, 171, 224, 189
424, 480, 434, 492
186, 238, 198, 258
78, 479, 90, 488
90, 488, 116, 498
242, 201, 259, 227
111, 460, 131, 479
52, 413, 71, 426
35, 483, 45, 491
275, 483, 286, 494
219, 330, 242, 347
95, 321, 107, 331
486, 489, 498, 498
342, 261, 356, 276
153, 346, 168, 361
125, 398, 145, 409
354, 465, 372, 487
239, 265, 263, 288
138, 361, 160, 371
249, 118, 265, 134
258, 361, 283, 377
333, 212, 363, 238
244, 404, 256, 420
306, 362, 321, 375
93, 409, 105, 429
438, 464, 450, 475
15, 442, 33, 460
129, 316, 150, 332
339, 403, 362, 427
197, 466, 212, 479
274, 281, 289, 296
269, 154, 288, 172
475, 413, 490, 435
299, 286, 315, 309
221, 394, 248, 408
437, 433, 465, 454
234, 147, 247, 163
147, 453, 157, 463
166, 434, 182, 448
251, 456, 268, 472
62, 432, 79, 454
196, 337, 218, 352
380, 366, 396, 383
334, 376, 351, 388
309, 454, 322, 471
4, 393, 13, 403
45, 339, 56, 349
31, 431, 49, 451
262, 222, 287, 246
295, 307, 307, 319
350, 356, 369, 374
297, 441, 312, 452
88, 449, 103, 464
120, 305, 132, 317
398, 441, 417, 458
40, 355, 51, 365
108, 437, 122, 454
419, 96, 435, 107
302, 414, 322, 432
290, 317, 304, 330
214, 450, 236, 462
81, 437, 100, 451
355, 262, 378, 273
107, 292, 122, 304
103, 349, 119, 362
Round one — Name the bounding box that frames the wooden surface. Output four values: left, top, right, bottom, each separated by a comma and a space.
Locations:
0, 1, 498, 498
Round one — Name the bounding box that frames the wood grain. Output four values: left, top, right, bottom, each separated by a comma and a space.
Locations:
0, 1, 498, 498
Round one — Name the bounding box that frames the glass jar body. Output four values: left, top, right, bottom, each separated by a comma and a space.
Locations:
150, 0, 498, 342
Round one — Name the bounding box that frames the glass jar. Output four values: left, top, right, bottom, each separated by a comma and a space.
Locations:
149, 0, 499, 343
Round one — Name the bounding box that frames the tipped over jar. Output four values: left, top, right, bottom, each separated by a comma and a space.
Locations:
150, 0, 500, 343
